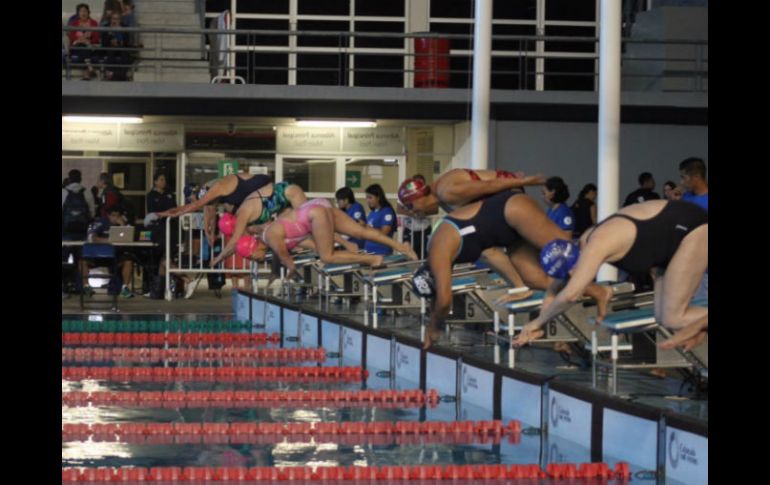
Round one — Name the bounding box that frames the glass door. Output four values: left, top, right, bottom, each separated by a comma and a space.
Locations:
276, 156, 339, 201
104, 158, 149, 224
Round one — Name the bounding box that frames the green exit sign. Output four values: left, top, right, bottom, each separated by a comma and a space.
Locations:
345, 170, 361, 188
218, 160, 239, 178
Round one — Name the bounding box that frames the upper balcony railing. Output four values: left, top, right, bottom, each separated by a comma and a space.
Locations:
62, 25, 707, 92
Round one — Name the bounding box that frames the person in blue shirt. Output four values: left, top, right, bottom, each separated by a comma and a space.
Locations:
335, 186, 366, 249
79, 205, 135, 299
364, 184, 396, 255
679, 157, 708, 211
542, 177, 575, 238
679, 157, 708, 301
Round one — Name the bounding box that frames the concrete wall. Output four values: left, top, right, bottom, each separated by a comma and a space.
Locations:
486, 121, 707, 208
623, 6, 708, 92
62, 158, 103, 190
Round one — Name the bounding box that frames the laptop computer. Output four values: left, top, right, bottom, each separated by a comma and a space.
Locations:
108, 226, 135, 243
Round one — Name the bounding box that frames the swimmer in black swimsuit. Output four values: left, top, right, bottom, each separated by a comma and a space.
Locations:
159, 174, 274, 218
414, 190, 613, 349
513, 199, 708, 347
398, 169, 548, 294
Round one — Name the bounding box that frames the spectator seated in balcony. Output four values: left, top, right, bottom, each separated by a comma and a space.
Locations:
100, 12, 131, 81
121, 0, 138, 48
67, 3, 100, 80
98, 0, 124, 27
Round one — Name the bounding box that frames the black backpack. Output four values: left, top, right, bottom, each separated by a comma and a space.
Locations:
62, 187, 90, 236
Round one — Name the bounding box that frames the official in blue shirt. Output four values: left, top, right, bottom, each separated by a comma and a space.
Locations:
681, 191, 708, 211
542, 176, 575, 237
679, 157, 708, 211
364, 184, 396, 255
335, 187, 366, 249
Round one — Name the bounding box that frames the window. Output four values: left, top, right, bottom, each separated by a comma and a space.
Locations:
354, 54, 403, 87
545, 0, 596, 22
298, 0, 349, 16
283, 158, 337, 193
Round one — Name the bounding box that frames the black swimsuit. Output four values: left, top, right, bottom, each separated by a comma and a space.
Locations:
221, 175, 272, 211
435, 191, 523, 264
589, 200, 707, 273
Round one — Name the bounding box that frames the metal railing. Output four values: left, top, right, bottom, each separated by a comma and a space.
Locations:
165, 213, 257, 301
160, 211, 439, 300
62, 25, 707, 92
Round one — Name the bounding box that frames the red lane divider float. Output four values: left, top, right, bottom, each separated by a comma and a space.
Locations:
62, 388, 441, 408
62, 419, 523, 446
62, 463, 632, 482
62, 347, 326, 363
61, 366, 366, 383
61, 332, 281, 347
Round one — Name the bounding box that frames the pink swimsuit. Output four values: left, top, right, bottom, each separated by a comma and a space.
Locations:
262, 198, 331, 250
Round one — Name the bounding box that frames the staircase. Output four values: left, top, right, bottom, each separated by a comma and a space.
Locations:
133, 0, 211, 83
622, 6, 708, 92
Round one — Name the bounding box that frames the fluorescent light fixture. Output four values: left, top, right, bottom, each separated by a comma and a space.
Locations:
63, 116, 144, 124
295, 120, 376, 128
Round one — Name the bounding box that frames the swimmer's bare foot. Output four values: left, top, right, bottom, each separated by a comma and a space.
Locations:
679, 332, 707, 352
493, 289, 534, 306
659, 323, 707, 351
649, 368, 667, 379
512, 324, 545, 348
398, 243, 419, 261
553, 342, 571, 354
424, 325, 442, 350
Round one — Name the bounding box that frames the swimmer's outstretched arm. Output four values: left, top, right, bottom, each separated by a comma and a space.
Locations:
438, 173, 546, 205
203, 206, 217, 246
512, 246, 604, 347
160, 182, 228, 218
540, 278, 567, 314
424, 251, 454, 349
263, 227, 298, 279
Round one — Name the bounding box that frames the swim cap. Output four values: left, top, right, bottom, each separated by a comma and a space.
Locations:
540, 239, 580, 280
218, 212, 236, 236
236, 235, 259, 258
398, 178, 430, 205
